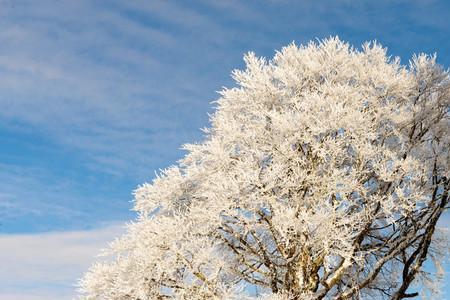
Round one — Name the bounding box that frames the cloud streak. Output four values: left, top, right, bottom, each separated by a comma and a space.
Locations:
0, 1, 201, 181
0, 223, 125, 300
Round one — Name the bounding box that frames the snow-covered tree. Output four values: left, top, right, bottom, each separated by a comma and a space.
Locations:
79, 38, 450, 299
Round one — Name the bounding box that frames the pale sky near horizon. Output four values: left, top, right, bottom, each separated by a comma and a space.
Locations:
1, 0, 450, 299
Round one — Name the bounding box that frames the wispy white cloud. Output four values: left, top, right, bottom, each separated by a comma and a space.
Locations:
0, 160, 135, 232
0, 0, 215, 179
0, 223, 125, 300
0, 0, 232, 231
0, 163, 81, 217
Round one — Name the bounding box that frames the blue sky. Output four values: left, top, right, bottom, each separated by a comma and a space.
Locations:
0, 0, 449, 299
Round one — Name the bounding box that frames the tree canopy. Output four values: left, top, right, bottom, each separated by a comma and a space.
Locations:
80, 38, 450, 300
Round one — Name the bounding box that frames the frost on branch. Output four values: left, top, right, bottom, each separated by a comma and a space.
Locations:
79, 38, 450, 299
